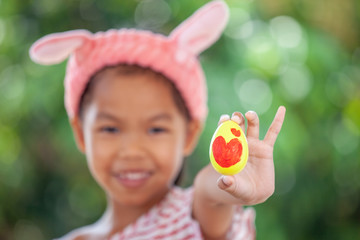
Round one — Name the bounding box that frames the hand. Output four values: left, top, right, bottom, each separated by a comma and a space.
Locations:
216, 106, 286, 205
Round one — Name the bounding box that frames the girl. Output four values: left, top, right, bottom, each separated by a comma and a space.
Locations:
30, 1, 286, 239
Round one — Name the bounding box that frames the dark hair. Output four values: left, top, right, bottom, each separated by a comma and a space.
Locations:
78, 64, 190, 186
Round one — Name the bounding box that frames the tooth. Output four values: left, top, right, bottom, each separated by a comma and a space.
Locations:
120, 172, 149, 180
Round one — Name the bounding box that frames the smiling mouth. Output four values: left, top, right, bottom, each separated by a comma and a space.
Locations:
118, 171, 152, 180
114, 170, 152, 188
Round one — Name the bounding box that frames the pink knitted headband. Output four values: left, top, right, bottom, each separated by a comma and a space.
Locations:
29, 0, 229, 122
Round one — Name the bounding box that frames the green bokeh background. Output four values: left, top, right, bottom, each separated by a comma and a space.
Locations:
0, 0, 359, 239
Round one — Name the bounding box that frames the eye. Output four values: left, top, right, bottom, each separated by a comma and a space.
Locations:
100, 126, 119, 134
148, 127, 167, 135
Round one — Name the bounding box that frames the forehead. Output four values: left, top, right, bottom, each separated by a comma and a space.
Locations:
92, 66, 173, 99
87, 67, 181, 118
91, 65, 173, 93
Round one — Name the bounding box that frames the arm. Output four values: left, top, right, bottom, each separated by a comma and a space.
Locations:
193, 106, 286, 239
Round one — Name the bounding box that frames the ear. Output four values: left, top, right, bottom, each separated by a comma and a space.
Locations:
70, 116, 86, 153
29, 30, 92, 65
184, 119, 203, 156
169, 0, 229, 55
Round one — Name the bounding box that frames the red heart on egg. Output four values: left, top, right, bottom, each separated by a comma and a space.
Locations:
212, 136, 243, 168
231, 128, 241, 137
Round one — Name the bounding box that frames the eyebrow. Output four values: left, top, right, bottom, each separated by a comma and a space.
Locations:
95, 112, 122, 122
149, 113, 173, 122
95, 112, 172, 122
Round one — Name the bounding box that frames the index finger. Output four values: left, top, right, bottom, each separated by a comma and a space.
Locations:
264, 106, 286, 147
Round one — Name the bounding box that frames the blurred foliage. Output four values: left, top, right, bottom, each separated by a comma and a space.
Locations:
0, 0, 359, 239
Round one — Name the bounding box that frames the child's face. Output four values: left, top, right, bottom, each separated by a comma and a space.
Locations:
71, 69, 201, 208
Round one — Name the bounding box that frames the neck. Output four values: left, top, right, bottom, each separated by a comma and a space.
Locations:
96, 189, 170, 237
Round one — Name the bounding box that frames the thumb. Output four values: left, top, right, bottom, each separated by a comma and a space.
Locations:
217, 175, 236, 193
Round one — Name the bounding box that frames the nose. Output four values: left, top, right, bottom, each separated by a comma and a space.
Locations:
118, 133, 145, 161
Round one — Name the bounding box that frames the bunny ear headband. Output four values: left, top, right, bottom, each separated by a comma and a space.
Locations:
30, 0, 229, 122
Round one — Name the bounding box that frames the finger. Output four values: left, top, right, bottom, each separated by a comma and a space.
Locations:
231, 112, 245, 133
264, 106, 286, 146
218, 114, 230, 126
217, 175, 236, 194
245, 110, 259, 139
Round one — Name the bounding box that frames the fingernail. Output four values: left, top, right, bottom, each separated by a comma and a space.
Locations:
222, 176, 232, 187
232, 115, 241, 124
246, 111, 256, 119
220, 114, 230, 122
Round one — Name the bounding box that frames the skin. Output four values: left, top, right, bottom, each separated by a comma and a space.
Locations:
193, 107, 286, 239
62, 67, 286, 240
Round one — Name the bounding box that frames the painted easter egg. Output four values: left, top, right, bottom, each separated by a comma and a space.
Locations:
209, 120, 249, 175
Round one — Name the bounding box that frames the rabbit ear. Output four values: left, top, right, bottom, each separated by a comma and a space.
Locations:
170, 0, 229, 55
29, 30, 92, 65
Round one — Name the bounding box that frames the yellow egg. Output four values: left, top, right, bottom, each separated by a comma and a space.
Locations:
209, 120, 249, 175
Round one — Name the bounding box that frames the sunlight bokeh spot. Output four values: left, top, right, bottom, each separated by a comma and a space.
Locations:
270, 16, 303, 49
235, 77, 272, 114
224, 8, 250, 39
135, 0, 171, 30
278, 64, 312, 102
246, 37, 280, 72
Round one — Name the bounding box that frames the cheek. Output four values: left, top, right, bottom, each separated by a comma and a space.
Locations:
84, 132, 115, 177
155, 134, 186, 175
